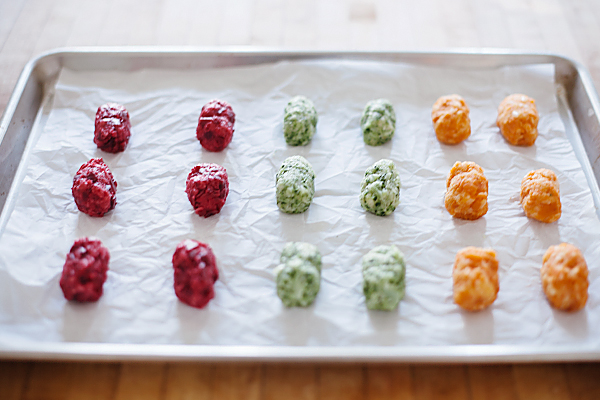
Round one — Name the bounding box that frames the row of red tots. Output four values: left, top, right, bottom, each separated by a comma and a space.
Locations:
62, 98, 589, 313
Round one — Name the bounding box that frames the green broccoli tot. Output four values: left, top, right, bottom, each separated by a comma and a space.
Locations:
283, 96, 318, 146
361, 99, 396, 146
276, 242, 322, 307
362, 245, 406, 311
276, 155, 315, 214
280, 241, 322, 272
359, 159, 401, 216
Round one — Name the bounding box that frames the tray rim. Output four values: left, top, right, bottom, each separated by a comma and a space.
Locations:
1, 47, 600, 363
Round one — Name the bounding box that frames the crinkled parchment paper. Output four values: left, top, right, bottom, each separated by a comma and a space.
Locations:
0, 59, 599, 347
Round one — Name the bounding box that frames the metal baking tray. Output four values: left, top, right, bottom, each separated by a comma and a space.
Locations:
1, 48, 600, 363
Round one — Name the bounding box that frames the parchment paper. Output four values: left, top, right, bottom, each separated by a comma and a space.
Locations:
0, 59, 599, 347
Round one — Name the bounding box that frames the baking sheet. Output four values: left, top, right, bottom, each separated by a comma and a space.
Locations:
0, 59, 599, 348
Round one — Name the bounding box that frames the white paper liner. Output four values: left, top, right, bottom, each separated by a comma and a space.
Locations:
0, 59, 599, 347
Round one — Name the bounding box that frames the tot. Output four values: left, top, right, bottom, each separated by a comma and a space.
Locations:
362, 245, 406, 311
541, 243, 588, 311
72, 158, 117, 217
276, 156, 316, 214
361, 99, 396, 146
520, 168, 561, 223
276, 242, 322, 307
60, 238, 109, 302
360, 159, 401, 216
431, 95, 471, 144
172, 240, 219, 309
283, 96, 318, 146
94, 103, 131, 153
185, 163, 229, 218
496, 94, 539, 146
444, 161, 488, 220
453, 247, 499, 311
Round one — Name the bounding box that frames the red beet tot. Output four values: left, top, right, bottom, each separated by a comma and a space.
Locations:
196, 100, 235, 152
200, 99, 236, 124
185, 163, 229, 217
172, 239, 219, 308
60, 238, 109, 302
94, 103, 131, 153
72, 158, 117, 217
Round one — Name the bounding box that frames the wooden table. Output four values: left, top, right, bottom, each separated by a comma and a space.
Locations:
1, 0, 600, 398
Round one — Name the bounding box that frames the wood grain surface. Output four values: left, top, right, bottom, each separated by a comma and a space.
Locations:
1, 0, 600, 398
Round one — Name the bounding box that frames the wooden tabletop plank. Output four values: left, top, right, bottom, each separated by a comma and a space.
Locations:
185, 1, 221, 47
0, 0, 28, 54
212, 364, 262, 400
557, 0, 600, 87
0, 361, 30, 400
163, 363, 214, 400
284, 0, 319, 48
112, 363, 167, 400
502, 0, 546, 51
564, 363, 600, 400
530, 0, 583, 62
126, 0, 164, 47
470, 0, 513, 49
512, 364, 571, 400
404, 0, 450, 49
218, 0, 254, 46
64, 363, 120, 400
468, 365, 519, 400
438, 0, 482, 49
32, 0, 81, 56
155, 0, 196, 46
263, 364, 317, 400
251, 0, 285, 47
376, 1, 417, 51
412, 366, 469, 400
21, 362, 77, 400
315, 1, 352, 50
365, 365, 413, 400
319, 366, 365, 400
63, 0, 113, 47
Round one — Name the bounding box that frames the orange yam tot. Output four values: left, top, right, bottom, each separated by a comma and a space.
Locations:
453, 247, 499, 311
541, 243, 588, 311
432, 95, 471, 145
520, 168, 561, 223
496, 94, 539, 146
444, 161, 488, 220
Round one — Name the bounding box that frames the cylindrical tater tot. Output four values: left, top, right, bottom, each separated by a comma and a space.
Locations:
431, 95, 471, 145
520, 168, 561, 223
541, 243, 588, 311
453, 247, 499, 311
496, 94, 539, 146
444, 161, 488, 220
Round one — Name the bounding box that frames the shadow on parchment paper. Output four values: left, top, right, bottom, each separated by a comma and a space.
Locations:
364, 140, 392, 161
277, 307, 327, 346
366, 308, 400, 345
278, 212, 309, 243
175, 301, 212, 344
61, 301, 103, 342
365, 212, 394, 243
551, 308, 589, 339
451, 217, 488, 247
460, 307, 495, 344
438, 141, 468, 166
529, 221, 561, 249
452, 216, 487, 247
75, 213, 111, 237
189, 211, 220, 239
